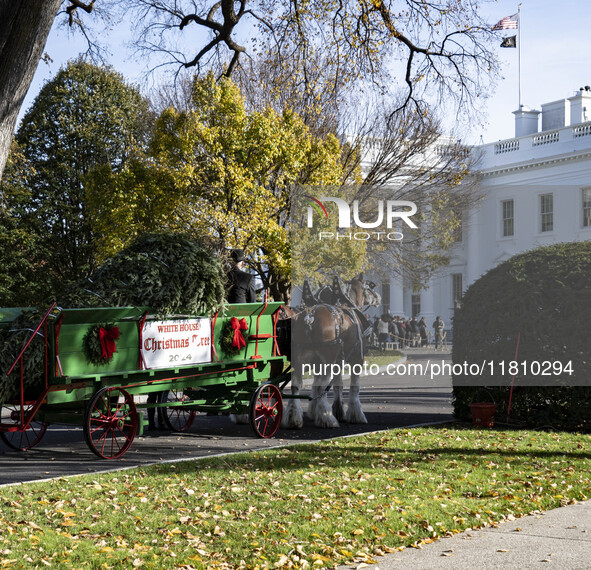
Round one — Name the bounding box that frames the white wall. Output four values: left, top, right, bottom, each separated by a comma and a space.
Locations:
393, 118, 591, 331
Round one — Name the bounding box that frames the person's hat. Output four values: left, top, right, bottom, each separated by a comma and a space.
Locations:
231, 249, 245, 262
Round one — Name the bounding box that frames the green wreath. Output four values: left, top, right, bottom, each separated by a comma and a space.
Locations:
220, 317, 249, 355
83, 323, 120, 365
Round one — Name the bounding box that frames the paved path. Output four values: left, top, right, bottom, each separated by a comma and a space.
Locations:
0, 348, 453, 485
340, 500, 591, 569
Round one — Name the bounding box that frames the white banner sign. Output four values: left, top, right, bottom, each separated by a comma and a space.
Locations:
141, 319, 212, 369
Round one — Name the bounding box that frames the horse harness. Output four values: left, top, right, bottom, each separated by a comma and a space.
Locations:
300, 304, 364, 364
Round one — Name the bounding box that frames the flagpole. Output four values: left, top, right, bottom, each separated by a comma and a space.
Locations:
518, 3, 522, 107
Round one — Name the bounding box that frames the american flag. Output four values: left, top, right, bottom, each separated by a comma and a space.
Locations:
492, 13, 519, 31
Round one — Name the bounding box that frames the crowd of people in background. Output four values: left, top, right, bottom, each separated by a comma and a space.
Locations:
372, 314, 446, 352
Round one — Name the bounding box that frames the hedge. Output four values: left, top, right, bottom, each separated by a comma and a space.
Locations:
452, 242, 591, 431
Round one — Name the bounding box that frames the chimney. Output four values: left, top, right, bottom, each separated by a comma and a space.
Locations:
541, 98, 569, 131
568, 86, 591, 125
513, 105, 540, 137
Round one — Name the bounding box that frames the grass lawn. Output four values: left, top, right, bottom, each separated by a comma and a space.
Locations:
0, 425, 590, 568
364, 349, 404, 368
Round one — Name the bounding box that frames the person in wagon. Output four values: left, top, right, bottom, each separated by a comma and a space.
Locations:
227, 249, 256, 303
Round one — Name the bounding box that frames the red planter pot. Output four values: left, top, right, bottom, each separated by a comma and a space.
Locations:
469, 403, 496, 428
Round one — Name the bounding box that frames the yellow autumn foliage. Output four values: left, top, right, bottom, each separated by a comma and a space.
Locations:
87, 73, 348, 301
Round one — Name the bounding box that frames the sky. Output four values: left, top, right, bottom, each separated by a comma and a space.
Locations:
20, 0, 591, 146
473, 0, 591, 144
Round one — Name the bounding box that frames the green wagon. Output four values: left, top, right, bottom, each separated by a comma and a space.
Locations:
0, 301, 288, 459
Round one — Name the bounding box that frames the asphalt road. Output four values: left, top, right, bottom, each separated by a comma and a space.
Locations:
0, 348, 454, 486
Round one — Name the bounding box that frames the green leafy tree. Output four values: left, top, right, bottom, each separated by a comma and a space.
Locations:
84, 159, 181, 260
89, 73, 347, 302
0, 59, 151, 304
0, 141, 51, 306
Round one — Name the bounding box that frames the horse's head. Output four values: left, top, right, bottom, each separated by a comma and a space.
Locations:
278, 305, 299, 319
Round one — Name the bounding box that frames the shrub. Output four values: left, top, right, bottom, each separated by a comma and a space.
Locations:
452, 242, 591, 431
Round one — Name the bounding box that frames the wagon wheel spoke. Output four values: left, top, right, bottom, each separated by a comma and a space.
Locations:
98, 430, 110, 456
115, 422, 134, 442
254, 414, 270, 435
249, 383, 283, 439
99, 394, 110, 413
84, 387, 138, 459
0, 403, 48, 451
23, 423, 44, 448
113, 399, 131, 417
109, 429, 124, 457
160, 390, 196, 432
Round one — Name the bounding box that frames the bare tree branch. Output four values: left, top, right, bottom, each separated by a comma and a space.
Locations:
66, 0, 95, 26
119, 0, 500, 121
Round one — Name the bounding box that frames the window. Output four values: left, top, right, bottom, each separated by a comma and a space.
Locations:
411, 294, 421, 317
452, 273, 463, 309
501, 199, 514, 237
583, 188, 591, 227
540, 193, 553, 232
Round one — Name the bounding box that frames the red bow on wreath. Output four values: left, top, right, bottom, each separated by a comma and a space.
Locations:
230, 317, 248, 350
99, 326, 120, 361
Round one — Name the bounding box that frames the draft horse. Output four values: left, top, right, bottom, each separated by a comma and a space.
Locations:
280, 304, 367, 429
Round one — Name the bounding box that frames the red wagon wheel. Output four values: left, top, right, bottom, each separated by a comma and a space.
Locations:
249, 383, 283, 439
84, 387, 138, 459
0, 403, 47, 451
160, 389, 196, 432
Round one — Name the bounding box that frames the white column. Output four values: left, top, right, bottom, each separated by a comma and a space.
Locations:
420, 284, 436, 324
389, 276, 404, 316
466, 207, 481, 287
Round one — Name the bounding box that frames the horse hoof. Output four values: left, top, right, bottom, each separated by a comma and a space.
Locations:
315, 415, 340, 429
346, 409, 368, 424
332, 404, 347, 422
282, 413, 304, 429
282, 402, 304, 429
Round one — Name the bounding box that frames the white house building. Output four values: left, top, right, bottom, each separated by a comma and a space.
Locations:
386, 87, 591, 332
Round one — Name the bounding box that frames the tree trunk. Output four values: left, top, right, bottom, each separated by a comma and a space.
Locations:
267, 275, 291, 305
0, 0, 61, 182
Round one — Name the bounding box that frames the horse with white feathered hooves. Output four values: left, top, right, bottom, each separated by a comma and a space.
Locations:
277, 304, 368, 429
